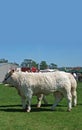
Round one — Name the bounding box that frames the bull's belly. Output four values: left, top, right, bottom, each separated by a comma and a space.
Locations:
33, 87, 55, 95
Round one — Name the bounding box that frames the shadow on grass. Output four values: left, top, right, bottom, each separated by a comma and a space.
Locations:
0, 104, 66, 112
77, 103, 82, 106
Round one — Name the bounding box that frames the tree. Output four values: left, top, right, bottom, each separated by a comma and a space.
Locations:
40, 61, 48, 70
31, 61, 38, 68
49, 63, 58, 69
0, 58, 8, 63
21, 59, 32, 68
10, 62, 19, 66
21, 59, 37, 68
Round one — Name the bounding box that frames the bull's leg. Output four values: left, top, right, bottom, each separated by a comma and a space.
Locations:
51, 91, 63, 110
43, 95, 48, 104
26, 96, 32, 112
21, 97, 26, 110
37, 94, 44, 108
26, 89, 33, 112
71, 89, 77, 107
65, 91, 72, 112
37, 94, 48, 108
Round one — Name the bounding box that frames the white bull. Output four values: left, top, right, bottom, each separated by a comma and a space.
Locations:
37, 72, 77, 109
3, 70, 77, 112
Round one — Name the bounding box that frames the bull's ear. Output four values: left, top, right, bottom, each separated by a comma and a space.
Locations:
12, 69, 15, 73
10, 69, 15, 75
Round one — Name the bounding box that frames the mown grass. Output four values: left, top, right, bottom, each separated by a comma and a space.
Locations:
0, 82, 82, 130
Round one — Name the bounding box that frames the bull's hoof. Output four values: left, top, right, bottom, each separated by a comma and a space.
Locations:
26, 107, 31, 112
26, 109, 30, 112
67, 109, 71, 112
37, 105, 41, 108
51, 107, 55, 111
73, 104, 77, 107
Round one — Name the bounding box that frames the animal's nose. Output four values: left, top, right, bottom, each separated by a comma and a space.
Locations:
2, 79, 6, 84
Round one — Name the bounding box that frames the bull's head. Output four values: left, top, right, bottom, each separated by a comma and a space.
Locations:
3, 69, 14, 84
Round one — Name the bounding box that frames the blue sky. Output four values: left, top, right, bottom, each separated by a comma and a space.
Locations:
0, 0, 82, 67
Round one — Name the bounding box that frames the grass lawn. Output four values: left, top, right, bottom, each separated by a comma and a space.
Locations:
0, 82, 82, 130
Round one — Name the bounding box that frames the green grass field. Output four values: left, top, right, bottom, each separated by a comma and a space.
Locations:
0, 82, 82, 130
